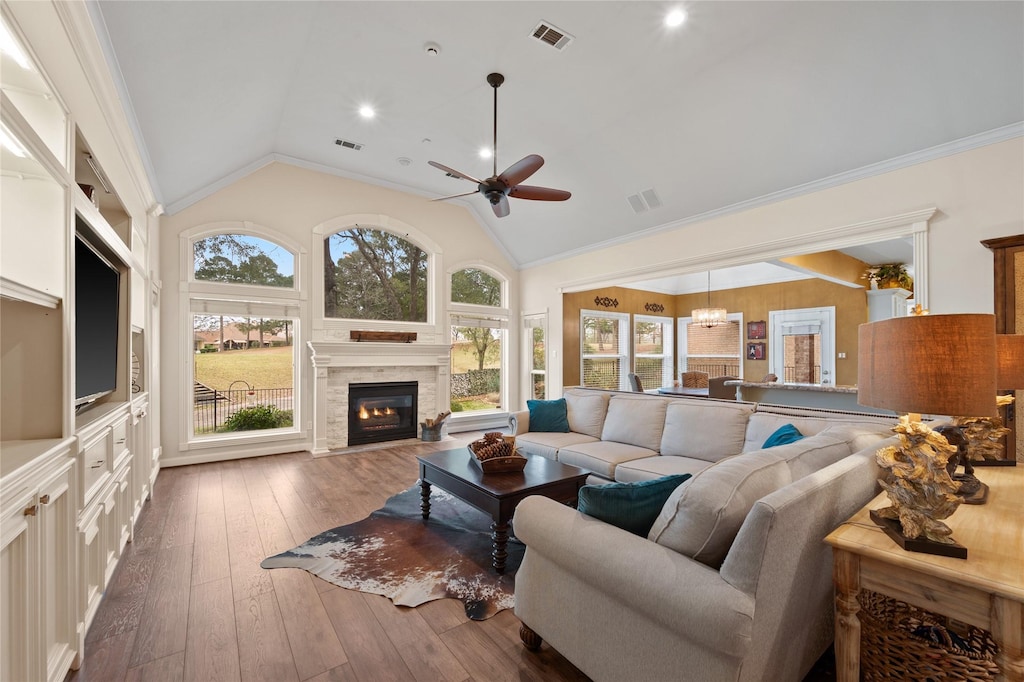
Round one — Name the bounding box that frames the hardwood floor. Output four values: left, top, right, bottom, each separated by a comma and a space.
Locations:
68, 433, 839, 682
68, 434, 589, 682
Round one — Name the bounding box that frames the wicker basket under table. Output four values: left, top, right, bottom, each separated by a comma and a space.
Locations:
858, 590, 1000, 680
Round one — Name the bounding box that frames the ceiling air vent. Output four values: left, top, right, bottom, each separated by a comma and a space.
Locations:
627, 188, 663, 214
334, 138, 364, 151
531, 21, 574, 51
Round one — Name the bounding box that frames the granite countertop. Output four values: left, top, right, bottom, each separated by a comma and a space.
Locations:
723, 381, 858, 394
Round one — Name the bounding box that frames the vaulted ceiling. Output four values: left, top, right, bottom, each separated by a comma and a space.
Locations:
93, 1, 1023, 270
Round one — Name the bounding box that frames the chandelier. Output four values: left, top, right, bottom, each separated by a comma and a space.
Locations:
692, 270, 727, 328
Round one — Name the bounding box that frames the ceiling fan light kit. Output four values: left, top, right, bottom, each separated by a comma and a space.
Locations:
429, 72, 571, 217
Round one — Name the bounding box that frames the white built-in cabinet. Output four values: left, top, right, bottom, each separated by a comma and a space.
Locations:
0, 4, 158, 680
0, 439, 77, 682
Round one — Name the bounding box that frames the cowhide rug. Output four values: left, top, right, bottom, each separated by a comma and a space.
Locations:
260, 485, 523, 620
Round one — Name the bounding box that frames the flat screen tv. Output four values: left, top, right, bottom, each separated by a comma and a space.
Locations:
75, 233, 120, 408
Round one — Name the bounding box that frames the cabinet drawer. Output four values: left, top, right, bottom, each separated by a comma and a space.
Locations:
80, 433, 110, 502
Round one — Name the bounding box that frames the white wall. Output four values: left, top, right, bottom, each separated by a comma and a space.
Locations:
520, 139, 1024, 401
159, 161, 518, 465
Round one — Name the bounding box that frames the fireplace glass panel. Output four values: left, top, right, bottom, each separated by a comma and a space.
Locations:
348, 381, 417, 445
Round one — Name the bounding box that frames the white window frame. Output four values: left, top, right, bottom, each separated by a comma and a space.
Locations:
580, 309, 630, 391
633, 314, 674, 389
524, 312, 547, 401
677, 312, 744, 379
449, 313, 508, 414
768, 306, 836, 384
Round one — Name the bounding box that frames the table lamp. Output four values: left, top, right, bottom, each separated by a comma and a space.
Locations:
957, 333, 1024, 467
858, 313, 997, 558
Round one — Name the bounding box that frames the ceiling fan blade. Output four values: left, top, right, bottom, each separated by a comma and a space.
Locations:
428, 160, 484, 185
431, 190, 480, 202
491, 194, 510, 218
498, 154, 544, 186
509, 185, 571, 201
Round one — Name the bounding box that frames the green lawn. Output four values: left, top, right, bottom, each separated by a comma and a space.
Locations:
451, 341, 500, 373
194, 346, 293, 390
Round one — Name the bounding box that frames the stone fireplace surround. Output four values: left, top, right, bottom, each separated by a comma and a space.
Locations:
308, 340, 451, 453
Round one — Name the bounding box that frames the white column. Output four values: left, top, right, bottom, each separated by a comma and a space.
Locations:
308, 343, 331, 454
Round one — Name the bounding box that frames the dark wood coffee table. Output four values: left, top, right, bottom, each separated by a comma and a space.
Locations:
417, 448, 589, 574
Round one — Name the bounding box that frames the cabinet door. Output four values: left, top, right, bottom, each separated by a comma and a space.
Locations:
1, 489, 39, 682
38, 466, 77, 682
78, 502, 103, 637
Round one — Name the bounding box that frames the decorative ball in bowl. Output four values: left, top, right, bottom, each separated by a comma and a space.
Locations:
468, 433, 527, 473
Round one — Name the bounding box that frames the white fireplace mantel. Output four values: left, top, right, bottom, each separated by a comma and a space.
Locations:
307, 340, 451, 453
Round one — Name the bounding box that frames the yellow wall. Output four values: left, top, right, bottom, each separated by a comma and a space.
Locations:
564, 278, 866, 387
562, 287, 679, 386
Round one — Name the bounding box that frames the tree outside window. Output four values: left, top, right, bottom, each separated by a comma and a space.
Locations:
324, 228, 428, 321
450, 268, 505, 413
193, 234, 294, 287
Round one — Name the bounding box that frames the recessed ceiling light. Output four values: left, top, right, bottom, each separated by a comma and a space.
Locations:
665, 8, 687, 28
359, 105, 375, 119
479, 147, 492, 159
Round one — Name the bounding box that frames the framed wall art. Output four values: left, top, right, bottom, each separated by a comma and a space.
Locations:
747, 320, 766, 339
747, 342, 766, 360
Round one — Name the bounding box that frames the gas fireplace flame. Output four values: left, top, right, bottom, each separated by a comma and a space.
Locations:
358, 405, 397, 419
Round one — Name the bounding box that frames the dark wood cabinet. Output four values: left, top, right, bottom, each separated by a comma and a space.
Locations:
982, 234, 1024, 463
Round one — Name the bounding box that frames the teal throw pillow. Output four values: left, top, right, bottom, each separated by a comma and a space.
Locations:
763, 423, 804, 449
527, 398, 570, 433
577, 474, 691, 536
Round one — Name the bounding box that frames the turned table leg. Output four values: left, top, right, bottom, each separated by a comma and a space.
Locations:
420, 479, 431, 519
491, 520, 509, 574
519, 622, 543, 651
833, 549, 862, 682
992, 596, 1024, 682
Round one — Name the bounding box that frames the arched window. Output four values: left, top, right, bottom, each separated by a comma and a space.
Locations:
185, 227, 301, 442
324, 227, 428, 321
451, 268, 502, 306
193, 234, 294, 287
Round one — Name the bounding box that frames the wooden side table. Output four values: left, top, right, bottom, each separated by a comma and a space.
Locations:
826, 466, 1024, 681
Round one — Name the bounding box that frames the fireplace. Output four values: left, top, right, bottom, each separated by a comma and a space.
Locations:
348, 381, 418, 446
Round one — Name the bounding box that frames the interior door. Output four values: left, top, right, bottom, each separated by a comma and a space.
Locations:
768, 307, 836, 384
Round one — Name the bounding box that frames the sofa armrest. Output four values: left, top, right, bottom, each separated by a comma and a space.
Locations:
509, 410, 529, 435
513, 496, 755, 658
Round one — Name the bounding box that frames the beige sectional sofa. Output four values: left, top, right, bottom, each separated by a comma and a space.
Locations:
509, 387, 898, 682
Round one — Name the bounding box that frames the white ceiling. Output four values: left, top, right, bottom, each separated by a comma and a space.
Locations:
92, 1, 1023, 269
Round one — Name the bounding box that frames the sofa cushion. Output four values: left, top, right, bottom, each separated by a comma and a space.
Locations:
527, 398, 570, 432
515, 432, 599, 461
557, 440, 658, 479
659, 400, 753, 462
601, 395, 669, 451
762, 423, 804, 448
564, 389, 611, 439
614, 456, 715, 483
648, 453, 792, 568
577, 474, 692, 536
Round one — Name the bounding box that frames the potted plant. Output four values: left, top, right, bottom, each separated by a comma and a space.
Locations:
863, 263, 913, 292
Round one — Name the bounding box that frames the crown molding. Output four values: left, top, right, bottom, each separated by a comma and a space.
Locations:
521, 124, 1022, 270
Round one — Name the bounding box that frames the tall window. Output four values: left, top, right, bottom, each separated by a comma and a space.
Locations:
524, 314, 547, 400
633, 315, 674, 389
450, 267, 507, 413
678, 315, 742, 378
324, 227, 427, 321
581, 310, 629, 390
187, 229, 301, 443
192, 313, 296, 435
193, 234, 294, 287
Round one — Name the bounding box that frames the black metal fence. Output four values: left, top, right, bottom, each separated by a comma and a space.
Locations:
193, 387, 294, 433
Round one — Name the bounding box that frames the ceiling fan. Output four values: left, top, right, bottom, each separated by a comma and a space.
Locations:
429, 73, 571, 218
